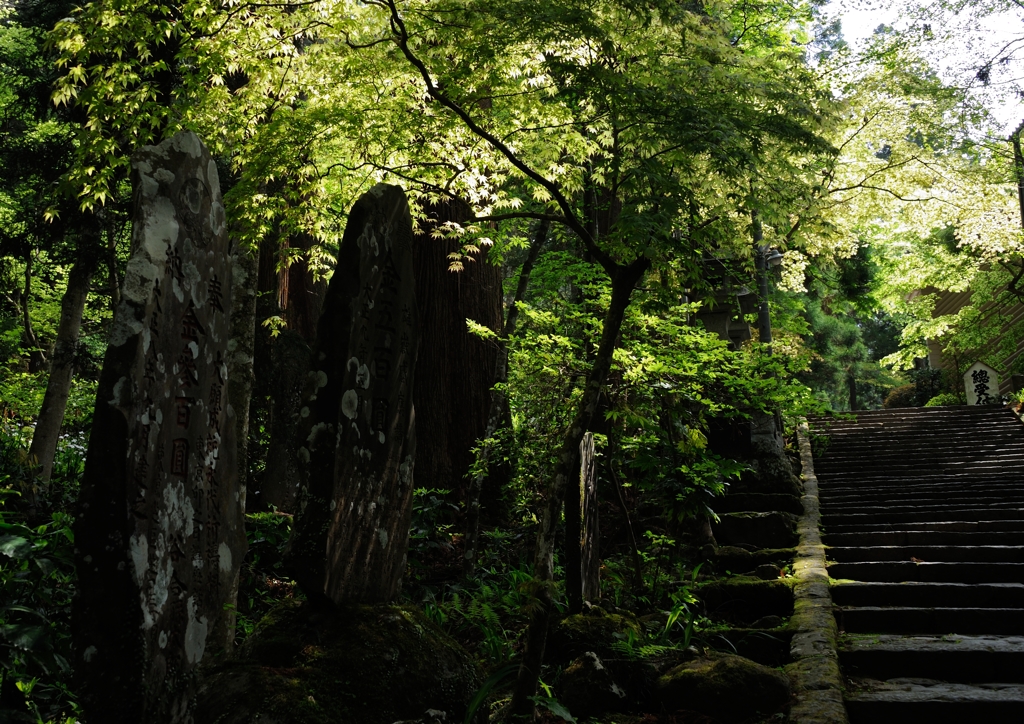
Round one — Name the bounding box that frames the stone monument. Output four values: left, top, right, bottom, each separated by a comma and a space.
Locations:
73, 131, 245, 723
964, 361, 1000, 405
288, 184, 419, 604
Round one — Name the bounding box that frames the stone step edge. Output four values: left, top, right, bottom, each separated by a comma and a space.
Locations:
788, 420, 850, 724
839, 633, 1024, 653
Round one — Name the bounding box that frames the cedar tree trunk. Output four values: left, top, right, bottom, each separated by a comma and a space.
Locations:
413, 199, 503, 504
28, 249, 97, 496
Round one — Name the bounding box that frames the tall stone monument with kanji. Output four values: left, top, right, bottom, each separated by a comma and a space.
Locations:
73, 131, 245, 723
288, 183, 420, 604
964, 361, 1000, 405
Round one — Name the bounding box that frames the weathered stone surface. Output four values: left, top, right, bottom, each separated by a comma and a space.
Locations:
788, 688, 848, 724
194, 600, 483, 724
713, 511, 799, 549
790, 422, 848, 723
288, 184, 419, 604
786, 656, 844, 692
73, 131, 244, 723
556, 651, 629, 718
657, 652, 791, 722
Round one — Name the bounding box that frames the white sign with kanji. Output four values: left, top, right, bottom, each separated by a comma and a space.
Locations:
964, 361, 1000, 405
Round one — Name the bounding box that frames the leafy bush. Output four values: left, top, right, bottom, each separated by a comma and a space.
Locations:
235, 511, 297, 642
0, 497, 78, 722
882, 384, 917, 408
924, 393, 963, 407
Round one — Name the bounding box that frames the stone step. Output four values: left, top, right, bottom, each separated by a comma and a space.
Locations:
828, 545, 1024, 563
812, 407, 1019, 424
822, 428, 1022, 438
819, 489, 1024, 501
831, 582, 1024, 608
817, 412, 1016, 425
819, 493, 1024, 503
819, 474, 1024, 487
828, 561, 1024, 583
821, 419, 1021, 430
817, 466, 1024, 480
823, 508, 1024, 525
840, 634, 1024, 683
826, 521, 1024, 534
819, 426, 1023, 439
837, 606, 1024, 635
822, 461, 1024, 473
845, 680, 1024, 724
825, 531, 1024, 547
813, 405, 1024, 718
817, 445, 1024, 461
820, 474, 1024, 485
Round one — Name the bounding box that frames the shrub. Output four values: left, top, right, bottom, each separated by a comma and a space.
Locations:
924, 393, 962, 407
882, 384, 917, 408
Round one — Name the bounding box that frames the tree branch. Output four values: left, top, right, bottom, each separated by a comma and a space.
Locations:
382, 0, 621, 275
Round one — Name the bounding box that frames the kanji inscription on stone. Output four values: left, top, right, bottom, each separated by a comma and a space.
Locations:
964, 361, 1000, 406
73, 131, 245, 723
289, 184, 419, 604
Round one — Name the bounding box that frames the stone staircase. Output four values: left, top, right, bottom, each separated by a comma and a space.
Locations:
810, 405, 1024, 723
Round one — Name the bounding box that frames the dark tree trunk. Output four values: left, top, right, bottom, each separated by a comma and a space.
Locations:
848, 371, 858, 411
23, 252, 47, 372
105, 215, 122, 311
283, 231, 327, 342
463, 220, 548, 575
256, 230, 327, 511
28, 245, 98, 499
225, 239, 258, 648
260, 330, 311, 511
508, 257, 649, 719
412, 199, 503, 504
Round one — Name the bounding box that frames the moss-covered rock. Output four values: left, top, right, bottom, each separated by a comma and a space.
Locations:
657, 652, 791, 723
698, 577, 795, 626
194, 599, 482, 724
556, 651, 630, 718
547, 606, 644, 663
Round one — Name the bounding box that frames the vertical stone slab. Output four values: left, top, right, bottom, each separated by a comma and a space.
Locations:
964, 361, 999, 405
579, 432, 601, 604
73, 131, 245, 723
289, 183, 419, 604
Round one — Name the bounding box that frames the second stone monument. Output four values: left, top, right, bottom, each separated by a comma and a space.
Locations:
289, 184, 420, 604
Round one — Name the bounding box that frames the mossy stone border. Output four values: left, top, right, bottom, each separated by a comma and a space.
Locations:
786, 421, 850, 723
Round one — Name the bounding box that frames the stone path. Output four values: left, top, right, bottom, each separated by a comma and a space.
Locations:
811, 405, 1024, 723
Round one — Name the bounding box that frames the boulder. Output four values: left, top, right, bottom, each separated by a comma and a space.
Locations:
657, 652, 791, 722
556, 651, 630, 718
547, 606, 644, 662
195, 600, 482, 724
